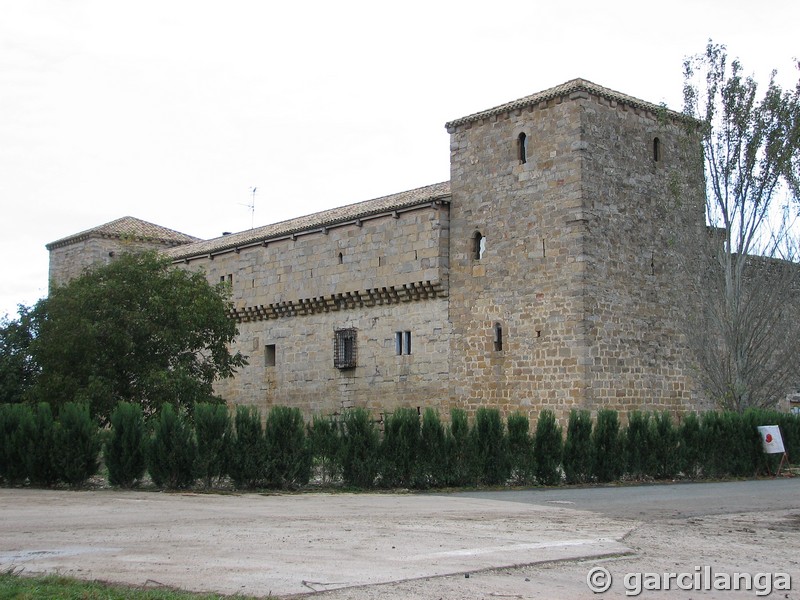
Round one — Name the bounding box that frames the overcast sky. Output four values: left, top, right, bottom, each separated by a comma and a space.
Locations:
2, 0, 798, 319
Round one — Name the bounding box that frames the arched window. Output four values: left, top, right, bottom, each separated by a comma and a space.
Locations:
473, 231, 485, 260
517, 132, 528, 164
653, 137, 661, 162
493, 322, 503, 352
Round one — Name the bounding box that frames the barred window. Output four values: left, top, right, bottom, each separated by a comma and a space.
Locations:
334, 328, 357, 369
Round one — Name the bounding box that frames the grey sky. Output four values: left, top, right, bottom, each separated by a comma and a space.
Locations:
2, 0, 798, 318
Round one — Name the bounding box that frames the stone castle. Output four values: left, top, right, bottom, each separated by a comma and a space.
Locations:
47, 79, 712, 422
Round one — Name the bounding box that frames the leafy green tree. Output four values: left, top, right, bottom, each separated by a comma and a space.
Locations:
264, 406, 311, 489
0, 306, 38, 404
147, 403, 197, 489
681, 42, 800, 410
194, 402, 232, 489
54, 402, 101, 487
533, 409, 562, 486
29, 252, 246, 422
105, 401, 148, 487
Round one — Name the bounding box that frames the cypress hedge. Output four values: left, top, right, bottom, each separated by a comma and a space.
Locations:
106, 401, 147, 488
534, 409, 562, 486
55, 402, 100, 487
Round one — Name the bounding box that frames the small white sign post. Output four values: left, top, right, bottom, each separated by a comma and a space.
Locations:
757, 425, 789, 476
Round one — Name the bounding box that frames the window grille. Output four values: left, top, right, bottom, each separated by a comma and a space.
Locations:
334, 328, 357, 369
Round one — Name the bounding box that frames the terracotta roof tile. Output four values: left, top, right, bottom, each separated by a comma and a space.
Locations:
46, 216, 201, 250
165, 181, 451, 260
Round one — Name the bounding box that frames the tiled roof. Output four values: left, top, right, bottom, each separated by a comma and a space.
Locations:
46, 216, 201, 250
445, 78, 686, 130
165, 181, 452, 260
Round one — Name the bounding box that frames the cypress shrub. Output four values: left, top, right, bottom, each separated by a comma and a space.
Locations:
507, 412, 534, 485
194, 402, 232, 489
264, 406, 311, 489
106, 401, 147, 487
380, 408, 420, 488
592, 409, 623, 483
147, 403, 197, 489
27, 402, 58, 487
563, 409, 593, 484
735, 410, 765, 477
678, 412, 702, 478
0, 404, 10, 484
339, 408, 379, 489
533, 409, 562, 486
229, 405, 266, 489
1, 403, 34, 485
471, 407, 509, 485
418, 408, 447, 488
699, 411, 729, 477
649, 411, 679, 479
307, 414, 341, 485
445, 408, 473, 487
624, 411, 654, 480
54, 402, 100, 487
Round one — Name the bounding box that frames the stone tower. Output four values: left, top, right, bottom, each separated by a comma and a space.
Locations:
446, 79, 708, 421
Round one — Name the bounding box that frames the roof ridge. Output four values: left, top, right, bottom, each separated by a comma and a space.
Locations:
46, 216, 201, 250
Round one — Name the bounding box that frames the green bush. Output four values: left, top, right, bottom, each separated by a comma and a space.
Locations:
506, 412, 534, 485
418, 408, 447, 488
624, 411, 654, 480
563, 409, 593, 484
677, 412, 702, 478
264, 406, 311, 489
1, 403, 34, 485
471, 407, 509, 485
307, 414, 341, 485
27, 402, 58, 487
54, 402, 100, 487
592, 409, 623, 483
649, 411, 679, 479
106, 401, 147, 487
445, 408, 473, 487
380, 408, 420, 488
533, 409, 562, 486
194, 402, 231, 488
229, 405, 266, 489
147, 404, 197, 489
339, 408, 379, 489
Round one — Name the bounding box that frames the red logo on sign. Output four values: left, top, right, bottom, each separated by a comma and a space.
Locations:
766, 433, 773, 443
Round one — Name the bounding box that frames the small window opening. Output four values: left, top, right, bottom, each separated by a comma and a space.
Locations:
493, 323, 503, 352
338, 252, 344, 264
395, 331, 412, 355
473, 232, 486, 260
653, 137, 661, 162
517, 132, 528, 164
334, 328, 357, 369
265, 344, 276, 367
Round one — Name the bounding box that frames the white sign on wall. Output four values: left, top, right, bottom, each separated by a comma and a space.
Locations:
757, 425, 786, 454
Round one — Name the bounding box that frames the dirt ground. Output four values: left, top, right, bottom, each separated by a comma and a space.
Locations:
1, 484, 799, 599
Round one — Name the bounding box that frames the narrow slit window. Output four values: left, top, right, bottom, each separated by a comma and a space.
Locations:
265, 344, 276, 367
517, 132, 528, 164
493, 323, 503, 352
395, 331, 412, 355
473, 231, 485, 261
404, 331, 412, 355
653, 137, 661, 162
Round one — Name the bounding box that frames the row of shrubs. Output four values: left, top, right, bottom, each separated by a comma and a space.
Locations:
1, 402, 797, 490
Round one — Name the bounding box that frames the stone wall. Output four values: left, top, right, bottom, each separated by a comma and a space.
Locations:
177, 203, 451, 415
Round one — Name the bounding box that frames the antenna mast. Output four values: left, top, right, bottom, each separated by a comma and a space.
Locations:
245, 186, 256, 229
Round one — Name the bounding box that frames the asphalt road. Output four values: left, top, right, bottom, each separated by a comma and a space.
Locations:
453, 478, 800, 520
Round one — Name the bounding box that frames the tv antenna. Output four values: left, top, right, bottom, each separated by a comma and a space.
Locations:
240, 186, 256, 229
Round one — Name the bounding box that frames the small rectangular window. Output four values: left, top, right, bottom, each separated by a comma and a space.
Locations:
334, 328, 357, 369
395, 331, 412, 355
265, 344, 276, 367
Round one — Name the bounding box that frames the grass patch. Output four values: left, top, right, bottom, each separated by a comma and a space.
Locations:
0, 572, 264, 599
